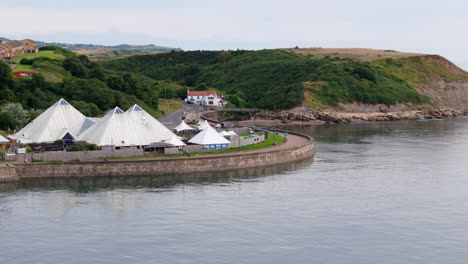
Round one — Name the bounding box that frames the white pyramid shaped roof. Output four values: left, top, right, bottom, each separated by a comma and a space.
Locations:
0, 134, 9, 143
165, 135, 186, 146
228, 130, 237, 136
197, 120, 210, 130
219, 130, 231, 136
79, 105, 178, 146
189, 126, 231, 145
174, 120, 194, 132
77, 107, 127, 146
125, 104, 177, 144
13, 98, 88, 143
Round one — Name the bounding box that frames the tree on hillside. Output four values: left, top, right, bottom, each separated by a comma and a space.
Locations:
0, 88, 14, 105
217, 51, 231, 63
0, 112, 16, 131
0, 61, 14, 89
70, 100, 101, 117
30, 73, 50, 91
195, 83, 209, 91
0, 103, 30, 129
63, 78, 116, 110
63, 57, 88, 78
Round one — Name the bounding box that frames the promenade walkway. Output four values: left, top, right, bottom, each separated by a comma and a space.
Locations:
235, 133, 311, 156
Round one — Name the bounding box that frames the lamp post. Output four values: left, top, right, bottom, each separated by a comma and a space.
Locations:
272, 105, 276, 145
165, 86, 169, 113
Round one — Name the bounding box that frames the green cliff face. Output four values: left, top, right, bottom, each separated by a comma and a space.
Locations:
104, 49, 468, 109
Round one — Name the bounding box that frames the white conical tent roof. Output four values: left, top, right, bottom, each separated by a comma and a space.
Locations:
77, 107, 128, 146
219, 130, 231, 137
197, 120, 210, 130
79, 104, 179, 147
189, 126, 231, 145
125, 104, 177, 144
228, 130, 237, 136
165, 135, 186, 146
13, 98, 88, 143
174, 120, 194, 132
0, 134, 9, 143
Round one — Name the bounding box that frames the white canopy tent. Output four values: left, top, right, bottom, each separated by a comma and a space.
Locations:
197, 120, 210, 130
78, 105, 179, 147
174, 120, 194, 132
0, 134, 9, 143
189, 126, 231, 149
12, 98, 88, 143
164, 135, 186, 146
219, 130, 231, 137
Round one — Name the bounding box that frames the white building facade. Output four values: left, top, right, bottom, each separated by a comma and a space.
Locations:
186, 90, 224, 107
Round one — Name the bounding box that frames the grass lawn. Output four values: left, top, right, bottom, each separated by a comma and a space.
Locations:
13, 64, 33, 72
159, 99, 184, 115
190, 132, 286, 155
101, 133, 286, 160
13, 51, 63, 64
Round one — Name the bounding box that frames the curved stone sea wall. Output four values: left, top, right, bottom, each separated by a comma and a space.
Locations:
0, 132, 315, 182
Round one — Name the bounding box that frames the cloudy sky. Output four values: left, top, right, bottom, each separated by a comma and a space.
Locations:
3, 0, 467, 68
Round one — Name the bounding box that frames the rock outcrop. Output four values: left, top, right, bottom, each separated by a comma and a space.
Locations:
314, 108, 463, 124
259, 107, 464, 125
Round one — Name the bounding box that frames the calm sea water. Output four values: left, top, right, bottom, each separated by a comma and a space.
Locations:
2, 118, 468, 263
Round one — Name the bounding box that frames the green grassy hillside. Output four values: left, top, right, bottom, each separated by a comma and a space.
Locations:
0, 46, 161, 125
12, 50, 64, 64
104, 49, 432, 109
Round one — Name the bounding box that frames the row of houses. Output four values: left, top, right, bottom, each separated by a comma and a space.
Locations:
0, 39, 39, 60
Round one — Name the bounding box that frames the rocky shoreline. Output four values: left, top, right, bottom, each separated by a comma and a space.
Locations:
316, 108, 464, 124
250, 108, 464, 125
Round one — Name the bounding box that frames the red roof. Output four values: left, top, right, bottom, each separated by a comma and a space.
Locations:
14, 70, 37, 78
187, 90, 217, 96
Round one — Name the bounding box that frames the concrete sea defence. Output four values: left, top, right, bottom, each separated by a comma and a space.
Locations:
0, 132, 315, 182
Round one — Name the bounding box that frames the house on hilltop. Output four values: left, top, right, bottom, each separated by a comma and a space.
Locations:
0, 38, 38, 60
4, 41, 24, 58
0, 42, 10, 59
186, 90, 225, 107
21, 39, 38, 54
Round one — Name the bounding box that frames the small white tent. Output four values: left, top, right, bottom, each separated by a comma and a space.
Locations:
189, 126, 230, 149
0, 134, 9, 143
174, 120, 194, 132
165, 135, 186, 147
13, 98, 88, 143
219, 130, 231, 137
197, 120, 210, 130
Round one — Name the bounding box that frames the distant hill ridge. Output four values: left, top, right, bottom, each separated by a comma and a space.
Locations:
35, 41, 181, 52
0, 37, 180, 52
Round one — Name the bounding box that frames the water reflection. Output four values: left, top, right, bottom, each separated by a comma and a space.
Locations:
0, 158, 314, 193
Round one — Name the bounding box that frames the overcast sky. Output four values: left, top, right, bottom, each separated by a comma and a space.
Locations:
2, 0, 467, 68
